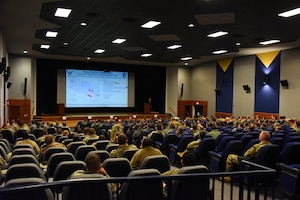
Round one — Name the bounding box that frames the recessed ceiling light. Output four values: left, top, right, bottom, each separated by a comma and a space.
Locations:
181, 56, 193, 61
212, 49, 228, 54
188, 24, 194, 28
207, 31, 228, 38
23, 50, 28, 54
54, 8, 72, 18
80, 22, 87, 26
141, 20, 161, 28
167, 44, 182, 50
40, 44, 50, 49
236, 42, 241, 46
112, 38, 126, 44
46, 31, 58, 38
87, 57, 91, 60
278, 7, 300, 17
63, 42, 68, 46
141, 53, 152, 57
259, 39, 280, 45
94, 49, 105, 53
185, 62, 188, 66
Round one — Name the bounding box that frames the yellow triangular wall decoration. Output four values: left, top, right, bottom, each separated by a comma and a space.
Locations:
217, 58, 233, 72
256, 51, 280, 68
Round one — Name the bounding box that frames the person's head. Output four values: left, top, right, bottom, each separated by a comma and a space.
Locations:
45, 134, 55, 145
62, 130, 69, 136
181, 151, 197, 167
176, 126, 184, 135
141, 138, 153, 148
84, 152, 102, 173
259, 131, 271, 141
117, 134, 128, 145
88, 128, 96, 135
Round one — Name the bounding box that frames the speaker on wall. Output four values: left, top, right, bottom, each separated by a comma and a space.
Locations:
24, 78, 27, 95
7, 82, 12, 89
180, 83, 184, 96
0, 57, 6, 74
4, 66, 10, 82
280, 80, 289, 89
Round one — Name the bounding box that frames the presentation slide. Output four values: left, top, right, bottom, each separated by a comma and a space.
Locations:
66, 69, 128, 108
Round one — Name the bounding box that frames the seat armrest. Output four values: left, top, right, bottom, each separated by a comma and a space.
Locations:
154, 141, 162, 150
169, 144, 177, 151
277, 163, 300, 176
208, 151, 221, 160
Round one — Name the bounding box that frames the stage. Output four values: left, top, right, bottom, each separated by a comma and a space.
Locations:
32, 112, 171, 128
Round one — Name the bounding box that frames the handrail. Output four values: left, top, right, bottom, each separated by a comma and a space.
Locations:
0, 161, 277, 200
168, 106, 177, 117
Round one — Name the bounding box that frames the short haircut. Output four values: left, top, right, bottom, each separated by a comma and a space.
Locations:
117, 134, 127, 145
182, 151, 197, 166
89, 128, 96, 134
45, 134, 54, 145
142, 138, 153, 147
85, 153, 101, 173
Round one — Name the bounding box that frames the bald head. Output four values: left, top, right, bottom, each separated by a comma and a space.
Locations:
259, 131, 271, 141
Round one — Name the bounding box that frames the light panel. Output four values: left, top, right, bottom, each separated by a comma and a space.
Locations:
278, 7, 300, 17
54, 8, 72, 18
141, 21, 161, 28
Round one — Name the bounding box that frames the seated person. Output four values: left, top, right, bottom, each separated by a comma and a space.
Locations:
15, 131, 40, 155
82, 128, 99, 143
70, 152, 108, 177
163, 151, 197, 176
225, 131, 272, 181
109, 134, 138, 158
130, 138, 162, 170
177, 131, 207, 157
39, 134, 67, 160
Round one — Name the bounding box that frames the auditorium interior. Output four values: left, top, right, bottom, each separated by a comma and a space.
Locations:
1, 0, 300, 199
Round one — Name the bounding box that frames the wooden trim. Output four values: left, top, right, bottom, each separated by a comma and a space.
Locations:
215, 112, 232, 118
254, 112, 280, 119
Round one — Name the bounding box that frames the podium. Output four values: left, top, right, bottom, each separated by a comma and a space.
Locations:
144, 103, 151, 113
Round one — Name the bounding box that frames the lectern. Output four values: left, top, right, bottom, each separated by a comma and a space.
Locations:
144, 103, 151, 113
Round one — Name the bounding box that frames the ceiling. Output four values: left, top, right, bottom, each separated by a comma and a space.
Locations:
1, 0, 300, 67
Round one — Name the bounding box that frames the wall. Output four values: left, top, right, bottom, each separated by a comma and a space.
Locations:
190, 62, 217, 117
165, 66, 178, 116
280, 48, 300, 118
232, 56, 255, 117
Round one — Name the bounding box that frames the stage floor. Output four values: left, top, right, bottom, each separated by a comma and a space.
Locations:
33, 112, 170, 128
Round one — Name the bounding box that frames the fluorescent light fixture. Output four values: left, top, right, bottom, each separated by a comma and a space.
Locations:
181, 56, 193, 61
259, 39, 280, 45
278, 7, 300, 17
54, 8, 72, 18
167, 44, 182, 50
141, 20, 161, 28
112, 38, 126, 44
212, 49, 228, 54
207, 31, 228, 38
40, 44, 50, 49
141, 53, 152, 57
46, 31, 58, 38
80, 22, 87, 26
94, 49, 105, 53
